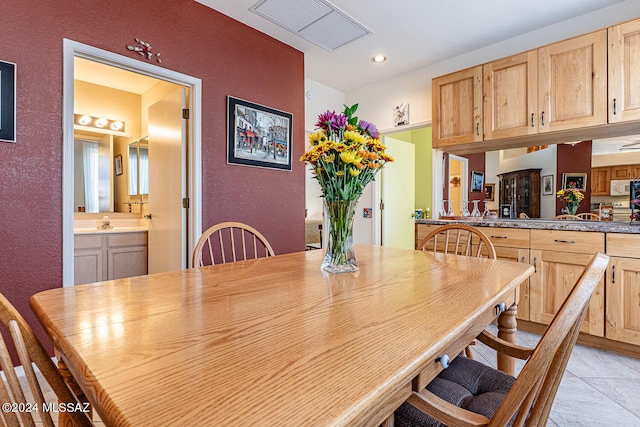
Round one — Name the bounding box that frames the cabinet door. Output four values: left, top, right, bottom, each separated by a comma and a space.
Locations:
538, 30, 607, 132
483, 50, 538, 139
610, 165, 633, 179
432, 66, 483, 148
495, 247, 531, 321
606, 257, 640, 346
74, 249, 104, 285
529, 250, 604, 336
591, 167, 611, 195
608, 19, 640, 123
108, 246, 148, 280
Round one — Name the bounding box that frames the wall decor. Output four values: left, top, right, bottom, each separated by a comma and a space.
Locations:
0, 60, 16, 143
126, 38, 161, 63
562, 173, 587, 191
393, 102, 409, 126
227, 96, 292, 171
542, 174, 554, 195
114, 154, 123, 176
471, 171, 484, 192
484, 183, 495, 201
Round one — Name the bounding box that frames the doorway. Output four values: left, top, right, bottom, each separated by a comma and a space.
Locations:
448, 154, 468, 216
62, 39, 202, 287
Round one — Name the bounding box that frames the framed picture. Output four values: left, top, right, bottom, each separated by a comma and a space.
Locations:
542, 174, 554, 195
471, 171, 484, 192
484, 183, 495, 201
0, 60, 17, 143
114, 154, 123, 176
500, 204, 512, 218
562, 173, 587, 191
227, 96, 292, 171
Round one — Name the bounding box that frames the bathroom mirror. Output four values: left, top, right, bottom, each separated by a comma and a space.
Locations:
128, 137, 149, 196
74, 133, 113, 213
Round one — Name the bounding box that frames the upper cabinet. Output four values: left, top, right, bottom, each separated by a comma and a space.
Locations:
538, 30, 607, 132
483, 50, 538, 140
433, 18, 637, 152
608, 19, 640, 123
432, 66, 483, 147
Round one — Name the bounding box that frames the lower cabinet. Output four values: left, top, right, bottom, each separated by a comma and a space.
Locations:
74, 232, 148, 285
605, 234, 640, 346
529, 230, 605, 337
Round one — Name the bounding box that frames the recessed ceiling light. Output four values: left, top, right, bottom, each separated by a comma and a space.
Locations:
371, 55, 387, 63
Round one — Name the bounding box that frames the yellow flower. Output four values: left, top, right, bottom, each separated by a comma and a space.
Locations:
368, 161, 381, 169
308, 130, 326, 145
343, 130, 366, 146
323, 153, 335, 163
339, 150, 361, 165
336, 171, 345, 177
333, 143, 348, 152
380, 153, 395, 162
349, 168, 361, 176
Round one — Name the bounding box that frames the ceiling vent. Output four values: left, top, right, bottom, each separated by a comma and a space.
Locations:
250, 0, 372, 51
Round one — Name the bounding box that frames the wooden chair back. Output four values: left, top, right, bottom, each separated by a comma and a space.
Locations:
553, 214, 583, 220
417, 224, 496, 259
192, 222, 275, 267
403, 252, 609, 426
576, 212, 600, 221
0, 293, 93, 427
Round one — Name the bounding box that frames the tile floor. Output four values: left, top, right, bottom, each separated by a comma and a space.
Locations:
474, 325, 640, 427
16, 329, 640, 426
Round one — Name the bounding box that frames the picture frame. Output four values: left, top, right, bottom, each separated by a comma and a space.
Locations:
500, 204, 512, 219
0, 60, 17, 143
484, 183, 495, 201
227, 96, 292, 171
562, 173, 587, 191
542, 174, 554, 195
114, 154, 123, 176
471, 171, 484, 192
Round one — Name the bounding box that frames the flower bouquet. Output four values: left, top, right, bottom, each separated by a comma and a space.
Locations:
557, 188, 584, 215
300, 104, 393, 273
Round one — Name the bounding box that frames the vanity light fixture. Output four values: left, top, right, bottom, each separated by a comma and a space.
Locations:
74, 114, 126, 134
371, 54, 387, 63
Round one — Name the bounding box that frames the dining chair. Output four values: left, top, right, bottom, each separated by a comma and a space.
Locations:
417, 224, 497, 359
0, 292, 93, 427
553, 214, 583, 220
192, 221, 275, 267
392, 252, 609, 427
417, 224, 497, 259
576, 212, 600, 221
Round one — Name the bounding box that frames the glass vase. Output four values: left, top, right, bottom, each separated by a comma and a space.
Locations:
322, 200, 359, 274
566, 203, 578, 215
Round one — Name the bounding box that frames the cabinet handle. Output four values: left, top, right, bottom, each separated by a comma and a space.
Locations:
531, 113, 534, 127
476, 123, 480, 136
613, 98, 617, 115
533, 257, 537, 273
541, 111, 545, 126
521, 256, 525, 263
436, 354, 450, 369
612, 265, 616, 284
554, 239, 576, 244
491, 235, 508, 239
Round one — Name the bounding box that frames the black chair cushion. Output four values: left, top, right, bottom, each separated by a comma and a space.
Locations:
394, 356, 516, 427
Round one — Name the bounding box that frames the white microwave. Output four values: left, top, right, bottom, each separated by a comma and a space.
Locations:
610, 180, 631, 196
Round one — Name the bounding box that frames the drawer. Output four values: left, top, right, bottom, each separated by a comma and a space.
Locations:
479, 227, 530, 248
107, 232, 148, 248
530, 229, 604, 254
606, 233, 640, 258
415, 224, 443, 249
74, 234, 103, 250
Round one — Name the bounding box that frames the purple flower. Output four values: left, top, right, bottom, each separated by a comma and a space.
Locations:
358, 119, 379, 138
334, 114, 347, 130
316, 110, 336, 132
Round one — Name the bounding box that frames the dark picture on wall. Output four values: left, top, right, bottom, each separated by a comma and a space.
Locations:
471, 171, 484, 192
542, 175, 554, 195
562, 173, 587, 191
0, 60, 16, 143
227, 96, 292, 171
484, 183, 495, 201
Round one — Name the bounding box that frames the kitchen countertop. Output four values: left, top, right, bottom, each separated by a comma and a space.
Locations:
416, 218, 640, 234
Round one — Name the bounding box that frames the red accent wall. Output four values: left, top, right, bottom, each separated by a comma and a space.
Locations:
0, 1, 305, 350
556, 142, 592, 215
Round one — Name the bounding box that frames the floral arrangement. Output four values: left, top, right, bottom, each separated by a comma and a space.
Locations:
557, 188, 584, 215
300, 104, 394, 201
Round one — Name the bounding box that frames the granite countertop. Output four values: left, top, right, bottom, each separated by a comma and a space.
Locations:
416, 218, 640, 234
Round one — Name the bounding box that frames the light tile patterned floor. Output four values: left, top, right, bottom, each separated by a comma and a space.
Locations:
474, 325, 640, 427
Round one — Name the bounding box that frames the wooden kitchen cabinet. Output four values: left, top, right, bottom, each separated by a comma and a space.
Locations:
432, 66, 483, 148
608, 18, 640, 123
74, 231, 148, 285
483, 50, 538, 140
529, 230, 605, 336
605, 234, 640, 346
591, 167, 611, 195
610, 164, 640, 180
497, 169, 541, 218
538, 30, 608, 133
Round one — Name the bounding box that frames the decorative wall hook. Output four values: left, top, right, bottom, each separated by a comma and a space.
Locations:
127, 38, 162, 63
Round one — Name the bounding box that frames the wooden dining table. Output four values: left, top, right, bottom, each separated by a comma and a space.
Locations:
31, 245, 533, 427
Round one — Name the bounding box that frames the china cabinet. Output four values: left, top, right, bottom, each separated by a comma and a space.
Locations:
497, 169, 541, 218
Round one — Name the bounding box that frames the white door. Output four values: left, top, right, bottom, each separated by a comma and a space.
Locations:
148, 89, 187, 273
381, 137, 415, 249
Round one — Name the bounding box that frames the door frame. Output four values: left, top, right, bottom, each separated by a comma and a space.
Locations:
449, 154, 469, 215
62, 39, 202, 287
